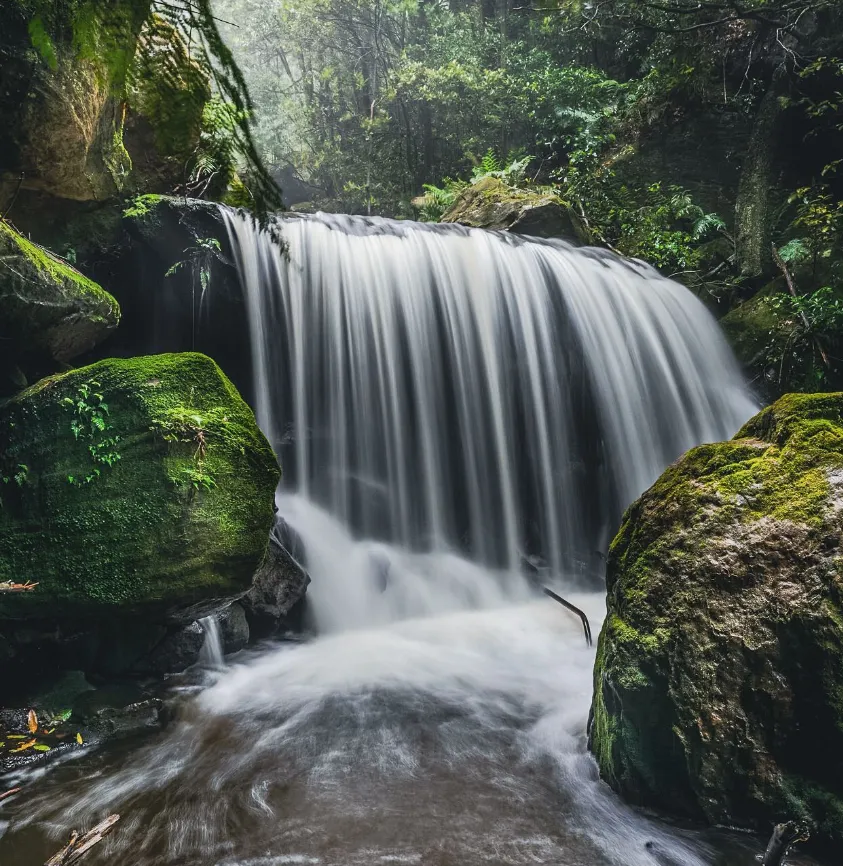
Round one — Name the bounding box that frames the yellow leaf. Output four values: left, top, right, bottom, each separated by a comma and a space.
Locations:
11, 738, 36, 753
27, 709, 38, 733
76, 732, 83, 745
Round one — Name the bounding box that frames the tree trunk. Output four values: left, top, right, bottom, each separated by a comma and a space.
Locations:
735, 64, 786, 279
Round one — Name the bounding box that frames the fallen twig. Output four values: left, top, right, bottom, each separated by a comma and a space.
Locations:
45, 814, 120, 866
0, 787, 21, 803
0, 580, 38, 592
762, 820, 810, 866
542, 586, 593, 647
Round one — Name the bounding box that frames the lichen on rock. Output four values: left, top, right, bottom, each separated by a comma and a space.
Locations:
0, 352, 280, 621
590, 391, 843, 850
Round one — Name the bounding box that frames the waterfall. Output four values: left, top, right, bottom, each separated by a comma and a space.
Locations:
198, 614, 224, 668
221, 211, 756, 583
0, 213, 763, 866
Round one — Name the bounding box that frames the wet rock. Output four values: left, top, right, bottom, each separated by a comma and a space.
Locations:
220, 602, 250, 654
590, 392, 843, 849
140, 621, 205, 674
242, 518, 311, 638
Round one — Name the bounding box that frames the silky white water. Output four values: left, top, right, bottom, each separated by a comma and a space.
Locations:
198, 613, 226, 668
223, 212, 755, 579
0, 215, 766, 865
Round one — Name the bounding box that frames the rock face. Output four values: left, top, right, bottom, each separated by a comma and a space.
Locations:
590, 393, 843, 849
441, 177, 590, 242
0, 352, 280, 621
0, 220, 120, 366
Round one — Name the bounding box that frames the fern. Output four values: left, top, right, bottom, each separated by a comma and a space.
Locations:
778, 238, 811, 264
691, 212, 726, 241
472, 149, 502, 180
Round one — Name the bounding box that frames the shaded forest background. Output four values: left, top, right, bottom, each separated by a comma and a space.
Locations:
213, 0, 843, 396
1, 0, 843, 396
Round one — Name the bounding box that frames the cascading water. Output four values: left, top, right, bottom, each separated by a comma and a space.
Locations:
222, 212, 754, 579
198, 614, 225, 668
0, 214, 772, 866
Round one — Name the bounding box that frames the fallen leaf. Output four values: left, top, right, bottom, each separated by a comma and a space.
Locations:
27, 709, 38, 733
7, 734, 26, 740
33, 744, 50, 752
42, 728, 55, 735
10, 739, 36, 753
76, 733, 83, 745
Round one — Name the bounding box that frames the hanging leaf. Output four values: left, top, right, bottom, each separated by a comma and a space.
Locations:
27, 709, 38, 733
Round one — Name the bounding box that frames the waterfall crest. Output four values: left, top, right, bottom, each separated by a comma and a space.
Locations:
222, 211, 755, 581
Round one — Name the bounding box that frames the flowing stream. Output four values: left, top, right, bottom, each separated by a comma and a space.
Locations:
0, 215, 778, 865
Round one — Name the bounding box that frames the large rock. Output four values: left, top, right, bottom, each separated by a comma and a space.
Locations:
0, 352, 280, 621
441, 176, 590, 241
590, 393, 843, 850
0, 220, 120, 366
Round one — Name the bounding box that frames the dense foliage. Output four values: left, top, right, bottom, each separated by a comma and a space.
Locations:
214, 0, 842, 393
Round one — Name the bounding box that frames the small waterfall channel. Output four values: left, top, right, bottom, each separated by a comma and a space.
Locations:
0, 215, 773, 866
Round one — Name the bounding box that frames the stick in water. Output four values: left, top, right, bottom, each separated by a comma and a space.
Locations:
45, 814, 120, 866
542, 586, 593, 646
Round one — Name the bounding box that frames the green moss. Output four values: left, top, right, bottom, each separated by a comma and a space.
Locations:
0, 353, 280, 618
591, 391, 843, 845
0, 220, 120, 363
0, 221, 116, 313
122, 193, 164, 220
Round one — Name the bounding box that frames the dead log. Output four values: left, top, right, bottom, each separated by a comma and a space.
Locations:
762, 820, 810, 866
45, 814, 120, 866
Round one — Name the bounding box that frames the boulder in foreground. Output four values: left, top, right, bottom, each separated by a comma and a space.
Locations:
590, 392, 843, 850
0, 353, 280, 622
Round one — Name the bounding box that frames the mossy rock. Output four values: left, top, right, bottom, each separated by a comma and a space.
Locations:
0, 353, 280, 620
0, 220, 120, 364
441, 177, 591, 242
590, 392, 843, 851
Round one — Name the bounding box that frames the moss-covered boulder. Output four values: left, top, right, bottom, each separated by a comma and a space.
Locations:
0, 353, 279, 620
590, 392, 843, 850
0, 220, 119, 368
440, 177, 591, 242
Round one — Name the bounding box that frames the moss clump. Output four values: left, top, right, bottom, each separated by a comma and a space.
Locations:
590, 392, 843, 848
441, 176, 591, 242
122, 193, 165, 220
0, 353, 280, 619
0, 220, 120, 363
